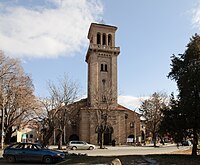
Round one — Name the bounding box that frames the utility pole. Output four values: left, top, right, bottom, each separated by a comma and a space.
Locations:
1, 106, 4, 149
1, 78, 5, 149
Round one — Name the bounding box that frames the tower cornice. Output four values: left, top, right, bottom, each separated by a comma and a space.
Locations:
85, 44, 120, 62
88, 23, 117, 39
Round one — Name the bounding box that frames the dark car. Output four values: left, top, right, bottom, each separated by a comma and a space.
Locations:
182, 140, 192, 146
3, 142, 65, 164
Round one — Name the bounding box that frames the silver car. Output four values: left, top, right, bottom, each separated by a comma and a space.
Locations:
67, 141, 95, 150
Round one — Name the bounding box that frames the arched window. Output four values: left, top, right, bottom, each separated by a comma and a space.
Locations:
30, 134, 33, 138
101, 64, 104, 71
103, 33, 106, 45
100, 64, 108, 72
108, 34, 112, 46
97, 33, 101, 44
105, 64, 107, 72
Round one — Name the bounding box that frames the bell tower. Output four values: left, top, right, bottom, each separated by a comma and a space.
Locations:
86, 23, 120, 109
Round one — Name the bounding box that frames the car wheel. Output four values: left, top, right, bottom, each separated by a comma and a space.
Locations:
43, 156, 53, 164
89, 146, 94, 150
72, 146, 77, 150
7, 155, 16, 163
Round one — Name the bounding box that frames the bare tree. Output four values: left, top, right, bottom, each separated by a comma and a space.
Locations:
139, 92, 168, 147
93, 83, 116, 149
0, 51, 40, 144
38, 98, 59, 147
41, 74, 80, 149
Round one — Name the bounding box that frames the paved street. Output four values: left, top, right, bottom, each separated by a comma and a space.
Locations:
66, 144, 190, 156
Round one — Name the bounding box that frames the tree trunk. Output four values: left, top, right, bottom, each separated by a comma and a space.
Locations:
100, 132, 104, 149
192, 128, 198, 156
4, 132, 11, 144
153, 133, 157, 147
42, 129, 53, 147
4, 127, 12, 144
57, 130, 63, 150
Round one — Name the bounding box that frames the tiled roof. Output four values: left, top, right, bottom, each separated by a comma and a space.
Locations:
117, 104, 131, 111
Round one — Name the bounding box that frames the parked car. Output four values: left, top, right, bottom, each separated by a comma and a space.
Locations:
3, 142, 65, 164
182, 140, 192, 146
67, 141, 95, 150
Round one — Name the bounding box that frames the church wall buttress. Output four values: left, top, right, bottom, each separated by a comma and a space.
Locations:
111, 55, 118, 108
89, 111, 98, 144
79, 110, 90, 142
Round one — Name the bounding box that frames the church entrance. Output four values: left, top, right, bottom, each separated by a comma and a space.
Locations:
69, 134, 79, 141
104, 131, 112, 145
97, 125, 113, 145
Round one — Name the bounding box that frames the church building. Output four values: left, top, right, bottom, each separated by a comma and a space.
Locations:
63, 23, 142, 145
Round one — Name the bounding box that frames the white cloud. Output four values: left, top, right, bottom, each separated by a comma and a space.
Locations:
0, 0, 103, 58
192, 1, 200, 29
118, 95, 148, 111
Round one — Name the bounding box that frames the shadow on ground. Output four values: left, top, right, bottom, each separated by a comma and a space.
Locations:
60, 154, 200, 165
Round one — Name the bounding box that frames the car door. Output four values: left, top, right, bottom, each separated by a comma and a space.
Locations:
20, 144, 41, 161
80, 141, 88, 150
75, 141, 83, 149
20, 144, 32, 161
31, 144, 44, 161
9, 143, 25, 161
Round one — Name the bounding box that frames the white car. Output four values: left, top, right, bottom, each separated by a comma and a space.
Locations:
67, 141, 95, 150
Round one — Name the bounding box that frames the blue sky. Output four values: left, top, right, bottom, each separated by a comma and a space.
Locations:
1, 0, 200, 110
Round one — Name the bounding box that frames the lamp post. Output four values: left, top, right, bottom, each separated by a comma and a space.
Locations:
134, 121, 137, 146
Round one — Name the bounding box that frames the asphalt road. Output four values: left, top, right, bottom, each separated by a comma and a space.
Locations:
67, 144, 190, 156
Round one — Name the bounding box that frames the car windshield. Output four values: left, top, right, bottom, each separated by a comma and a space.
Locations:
36, 144, 48, 149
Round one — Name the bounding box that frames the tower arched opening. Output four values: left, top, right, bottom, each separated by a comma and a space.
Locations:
97, 33, 101, 44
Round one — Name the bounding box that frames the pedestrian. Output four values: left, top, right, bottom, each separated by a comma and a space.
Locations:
177, 143, 179, 149
112, 139, 116, 146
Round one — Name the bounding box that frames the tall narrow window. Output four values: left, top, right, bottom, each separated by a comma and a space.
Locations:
97, 33, 101, 44
102, 79, 106, 102
103, 33, 106, 45
101, 64, 104, 71
102, 79, 106, 86
108, 34, 112, 46
105, 64, 107, 72
100, 64, 108, 72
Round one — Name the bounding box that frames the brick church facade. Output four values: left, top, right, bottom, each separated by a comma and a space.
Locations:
61, 23, 142, 145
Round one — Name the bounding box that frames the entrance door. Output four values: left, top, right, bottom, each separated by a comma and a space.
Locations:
97, 125, 113, 145
69, 134, 79, 141
104, 132, 111, 145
